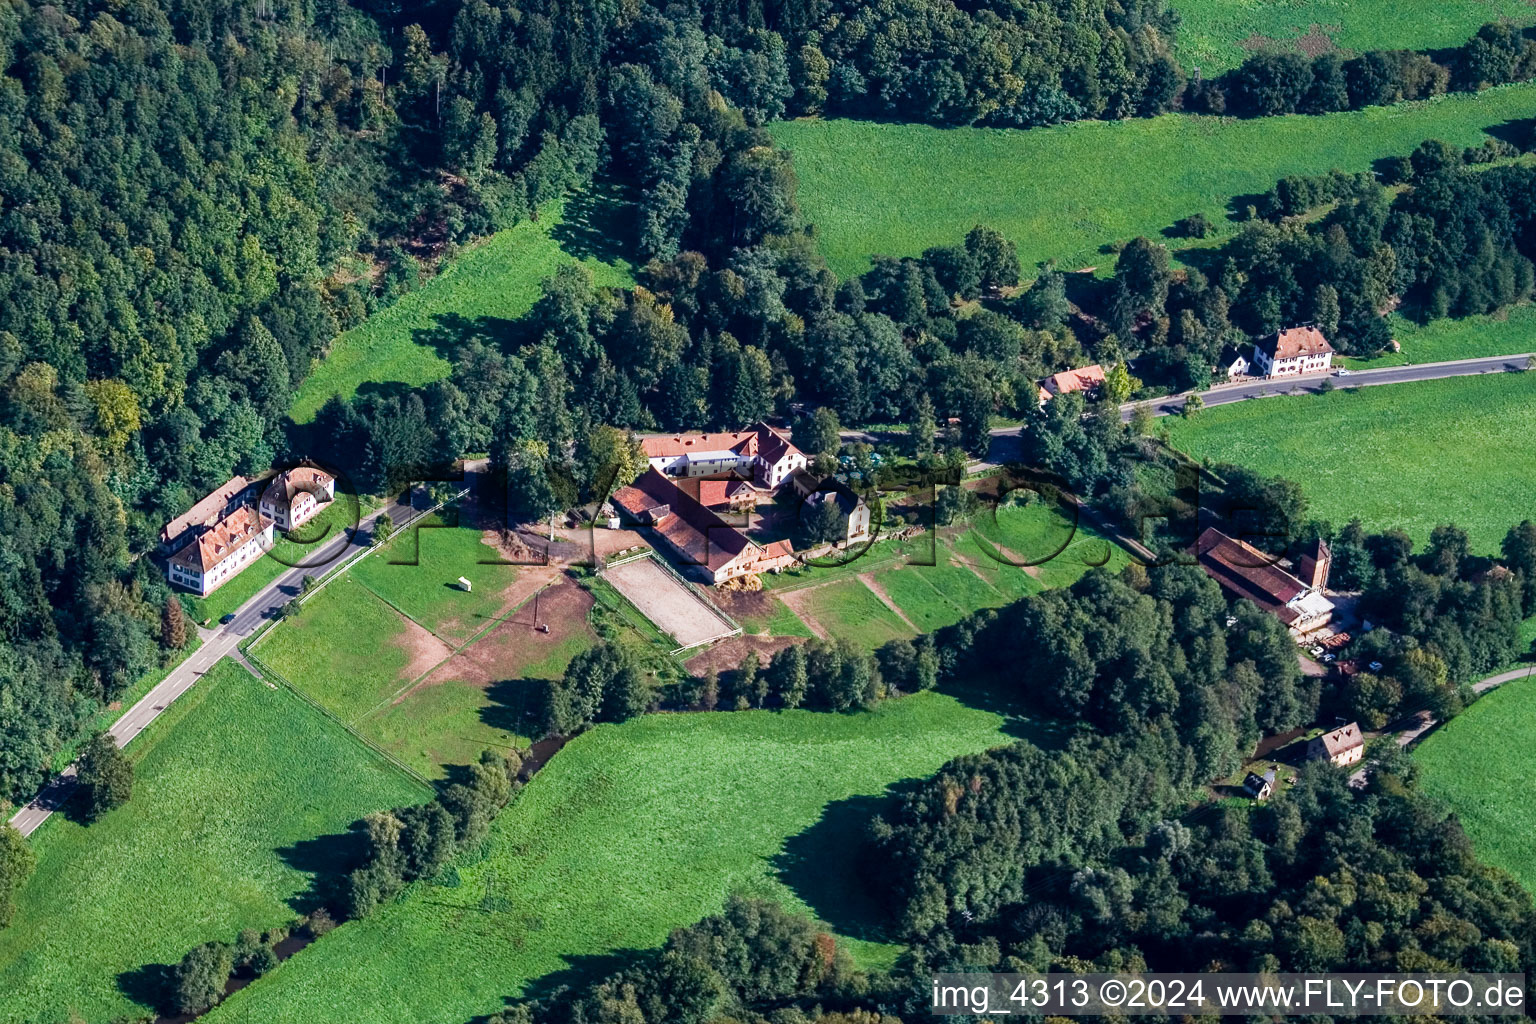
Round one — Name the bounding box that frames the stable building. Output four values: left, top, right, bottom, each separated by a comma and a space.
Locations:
260, 465, 336, 531
611, 469, 795, 585
1196, 527, 1335, 636
1252, 326, 1334, 377
166, 505, 274, 597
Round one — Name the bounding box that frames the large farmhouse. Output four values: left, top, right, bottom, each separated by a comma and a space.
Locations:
260, 465, 336, 531
158, 473, 267, 555
1037, 364, 1105, 405
166, 505, 274, 597
1307, 722, 1365, 766
611, 468, 796, 584
1252, 326, 1334, 377
1196, 528, 1334, 636
642, 422, 807, 491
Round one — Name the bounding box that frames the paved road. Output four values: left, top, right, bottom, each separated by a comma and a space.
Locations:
6, 493, 426, 838
1121, 353, 1532, 421
846, 353, 1533, 469
1348, 664, 1534, 785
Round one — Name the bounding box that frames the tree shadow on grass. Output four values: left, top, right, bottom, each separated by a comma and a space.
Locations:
480, 677, 547, 740
412, 311, 535, 363
549, 180, 637, 268
935, 673, 1072, 749
463, 948, 651, 1023
117, 961, 177, 1016
772, 792, 899, 945
274, 820, 374, 915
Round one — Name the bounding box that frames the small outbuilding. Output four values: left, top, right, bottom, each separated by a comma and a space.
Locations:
1243, 769, 1277, 801
458, 576, 473, 592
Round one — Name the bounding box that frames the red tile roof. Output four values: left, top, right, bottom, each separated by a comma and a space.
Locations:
261, 466, 333, 510
621, 469, 758, 575
1259, 326, 1334, 360
642, 422, 802, 465
689, 477, 756, 509
1196, 527, 1307, 625
1313, 722, 1363, 758
1040, 364, 1106, 400
160, 474, 264, 547
168, 505, 272, 573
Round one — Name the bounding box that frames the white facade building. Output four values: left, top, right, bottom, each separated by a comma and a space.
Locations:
1252, 326, 1335, 377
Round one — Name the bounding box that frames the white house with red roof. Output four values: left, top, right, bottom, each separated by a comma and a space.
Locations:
260, 465, 336, 531
1252, 326, 1334, 377
166, 504, 274, 596
642, 422, 806, 492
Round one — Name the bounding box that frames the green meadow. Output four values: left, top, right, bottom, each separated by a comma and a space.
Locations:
1163, 371, 1536, 552
1339, 305, 1536, 368
203, 693, 1012, 1024
289, 193, 635, 425
0, 661, 427, 1024
348, 514, 520, 644
251, 577, 429, 724
1171, 0, 1536, 75
771, 83, 1536, 276
1417, 674, 1536, 892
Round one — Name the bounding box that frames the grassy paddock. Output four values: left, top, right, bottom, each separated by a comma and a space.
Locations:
203, 693, 1011, 1024
1163, 371, 1536, 551
1339, 305, 1536, 368
349, 516, 520, 644
0, 660, 427, 1024
771, 84, 1536, 276
289, 193, 635, 425
1416, 674, 1536, 891
1172, 0, 1536, 74
252, 577, 434, 724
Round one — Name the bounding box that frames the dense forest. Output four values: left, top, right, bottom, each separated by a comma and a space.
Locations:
1, 0, 1535, 838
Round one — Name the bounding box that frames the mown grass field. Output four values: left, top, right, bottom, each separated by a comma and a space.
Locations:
0, 661, 428, 1024
253, 577, 431, 724
1172, 0, 1536, 75
757, 511, 1134, 646
202, 693, 1012, 1024
1339, 305, 1536, 368
798, 577, 916, 648
970, 500, 1136, 589
349, 514, 520, 644
288, 193, 635, 425
1163, 372, 1536, 552
770, 83, 1536, 276
1416, 674, 1536, 892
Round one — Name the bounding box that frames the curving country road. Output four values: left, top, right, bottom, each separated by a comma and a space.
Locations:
6, 491, 432, 838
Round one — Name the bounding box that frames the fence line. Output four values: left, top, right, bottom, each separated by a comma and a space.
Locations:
243, 645, 433, 791
240, 487, 467, 652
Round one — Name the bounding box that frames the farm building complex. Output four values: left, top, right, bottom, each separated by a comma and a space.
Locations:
1196, 528, 1335, 637
615, 423, 871, 584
